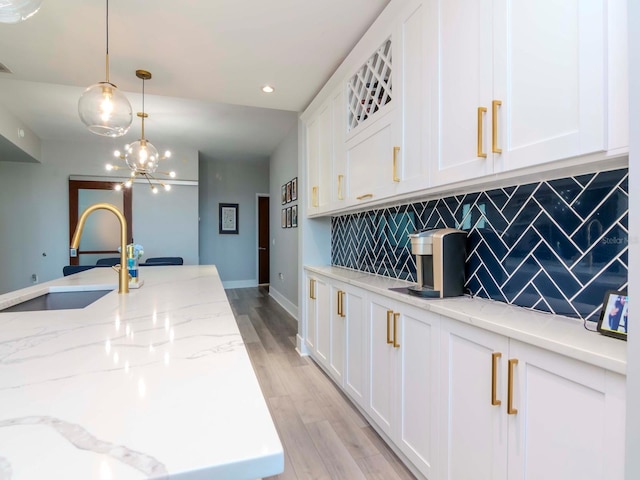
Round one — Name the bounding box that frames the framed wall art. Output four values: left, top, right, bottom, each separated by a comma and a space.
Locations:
292, 204, 298, 227
281, 208, 286, 228
291, 177, 298, 201
219, 203, 239, 234
286, 207, 292, 228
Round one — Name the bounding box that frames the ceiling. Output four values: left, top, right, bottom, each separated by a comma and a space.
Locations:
0, 0, 390, 163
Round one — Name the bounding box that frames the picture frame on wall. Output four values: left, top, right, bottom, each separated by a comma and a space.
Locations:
292, 204, 298, 227
286, 207, 292, 228
219, 203, 239, 234
597, 290, 628, 340
291, 177, 298, 201
281, 208, 286, 228
286, 181, 292, 203
281, 185, 286, 205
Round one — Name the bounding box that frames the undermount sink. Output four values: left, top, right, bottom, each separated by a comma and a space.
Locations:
0, 288, 112, 313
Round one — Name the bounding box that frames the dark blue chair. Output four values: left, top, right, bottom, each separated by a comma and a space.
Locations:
143, 257, 184, 266
96, 257, 121, 266
63, 265, 97, 276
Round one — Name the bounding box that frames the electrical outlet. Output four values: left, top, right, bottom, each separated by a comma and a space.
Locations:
279, 272, 284, 281
31, 273, 38, 283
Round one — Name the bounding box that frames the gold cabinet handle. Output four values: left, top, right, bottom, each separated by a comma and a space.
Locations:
337, 175, 344, 200
309, 279, 316, 300
492, 100, 502, 154
386, 310, 393, 344
491, 352, 502, 406
312, 186, 319, 207
477, 106, 487, 158
393, 313, 400, 348
507, 358, 518, 415
337, 290, 342, 316
340, 291, 346, 317
392, 146, 400, 182
356, 193, 373, 201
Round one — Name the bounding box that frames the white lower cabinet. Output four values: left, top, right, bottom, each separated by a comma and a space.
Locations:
368, 296, 439, 478
303, 270, 626, 480
439, 318, 626, 480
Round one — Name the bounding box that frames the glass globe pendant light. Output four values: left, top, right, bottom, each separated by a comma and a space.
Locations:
0, 0, 43, 23
78, 0, 132, 137
106, 70, 175, 193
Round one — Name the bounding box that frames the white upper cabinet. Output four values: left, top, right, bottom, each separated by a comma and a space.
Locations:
306, 101, 333, 215
429, 0, 612, 187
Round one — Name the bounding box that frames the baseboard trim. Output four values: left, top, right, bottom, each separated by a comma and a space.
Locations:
222, 279, 258, 289
269, 287, 299, 320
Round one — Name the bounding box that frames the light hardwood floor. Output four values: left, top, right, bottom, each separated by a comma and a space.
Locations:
226, 287, 416, 480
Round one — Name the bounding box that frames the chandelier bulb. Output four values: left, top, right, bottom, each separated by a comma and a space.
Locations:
169, 171, 176, 178
113, 150, 121, 157
114, 184, 122, 191
164, 184, 171, 192
106, 163, 114, 171
164, 151, 172, 158
151, 186, 158, 194
125, 180, 132, 188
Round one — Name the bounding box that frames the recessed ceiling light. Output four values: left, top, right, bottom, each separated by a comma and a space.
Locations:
262, 85, 274, 94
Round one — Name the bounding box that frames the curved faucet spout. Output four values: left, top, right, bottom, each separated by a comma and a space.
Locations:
70, 203, 129, 294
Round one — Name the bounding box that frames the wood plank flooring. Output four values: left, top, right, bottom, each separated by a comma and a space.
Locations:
225, 287, 416, 480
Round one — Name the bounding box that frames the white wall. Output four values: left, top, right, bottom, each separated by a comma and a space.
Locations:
0, 139, 199, 294
269, 125, 299, 315
626, 0, 639, 477
198, 155, 270, 287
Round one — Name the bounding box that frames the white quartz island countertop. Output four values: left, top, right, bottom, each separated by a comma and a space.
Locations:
0, 266, 284, 479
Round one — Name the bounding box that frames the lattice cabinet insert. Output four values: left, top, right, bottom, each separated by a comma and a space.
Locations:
347, 38, 392, 131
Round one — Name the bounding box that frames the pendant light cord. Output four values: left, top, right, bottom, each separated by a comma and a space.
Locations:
141, 77, 146, 139
105, 0, 110, 83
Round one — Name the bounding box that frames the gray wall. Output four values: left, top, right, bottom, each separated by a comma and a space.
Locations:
0, 139, 199, 295
269, 125, 299, 314
199, 155, 269, 287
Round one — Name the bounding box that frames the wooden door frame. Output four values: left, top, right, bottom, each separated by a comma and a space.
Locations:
256, 193, 270, 285
69, 180, 133, 265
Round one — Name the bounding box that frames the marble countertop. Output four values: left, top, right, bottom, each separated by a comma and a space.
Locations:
0, 266, 283, 479
305, 265, 627, 375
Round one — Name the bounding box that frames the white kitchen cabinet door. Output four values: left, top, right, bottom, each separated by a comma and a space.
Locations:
344, 286, 367, 407
395, 0, 429, 195
313, 277, 330, 366
329, 285, 346, 384
396, 304, 439, 478
439, 318, 509, 480
427, 0, 494, 187
305, 276, 318, 352
306, 102, 332, 215
493, 0, 606, 173
331, 86, 348, 207
507, 340, 625, 480
368, 296, 396, 438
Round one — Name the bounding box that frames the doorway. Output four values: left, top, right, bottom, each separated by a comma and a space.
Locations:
258, 195, 270, 285
68, 180, 133, 265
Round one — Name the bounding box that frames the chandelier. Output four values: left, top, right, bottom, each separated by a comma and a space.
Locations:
106, 70, 175, 193
77, 0, 132, 137
0, 0, 42, 23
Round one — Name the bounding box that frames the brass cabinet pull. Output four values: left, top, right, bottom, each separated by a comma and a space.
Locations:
356, 193, 373, 201
492, 100, 502, 154
337, 290, 342, 316
337, 175, 344, 200
393, 313, 400, 348
386, 310, 393, 344
507, 358, 518, 415
393, 146, 400, 182
309, 279, 316, 300
340, 291, 346, 317
491, 352, 502, 406
312, 186, 319, 207
477, 107, 487, 158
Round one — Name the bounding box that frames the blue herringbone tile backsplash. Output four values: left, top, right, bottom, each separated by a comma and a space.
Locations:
331, 168, 628, 321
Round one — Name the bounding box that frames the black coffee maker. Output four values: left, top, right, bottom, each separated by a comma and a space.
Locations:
407, 228, 467, 298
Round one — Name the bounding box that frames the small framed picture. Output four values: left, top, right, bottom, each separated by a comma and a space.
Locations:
286, 207, 292, 228
291, 177, 298, 201
281, 208, 286, 228
281, 185, 286, 205
597, 290, 628, 340
292, 204, 298, 227
286, 181, 292, 203
219, 203, 239, 234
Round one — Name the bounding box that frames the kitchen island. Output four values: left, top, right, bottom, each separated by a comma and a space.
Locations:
0, 266, 284, 479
